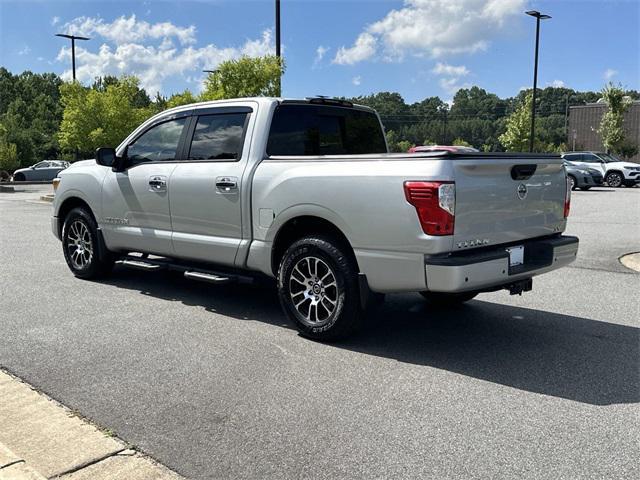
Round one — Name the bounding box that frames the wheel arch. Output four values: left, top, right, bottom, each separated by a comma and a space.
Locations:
56, 196, 96, 238
271, 215, 358, 276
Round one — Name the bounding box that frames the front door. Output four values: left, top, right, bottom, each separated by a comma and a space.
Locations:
169, 108, 253, 266
101, 117, 188, 256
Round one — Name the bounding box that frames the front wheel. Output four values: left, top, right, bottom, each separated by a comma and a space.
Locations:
420, 291, 478, 306
13, 172, 25, 182
568, 175, 577, 190
605, 171, 623, 188
62, 207, 114, 279
277, 236, 364, 341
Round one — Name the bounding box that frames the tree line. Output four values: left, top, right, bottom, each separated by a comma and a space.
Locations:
0, 57, 638, 173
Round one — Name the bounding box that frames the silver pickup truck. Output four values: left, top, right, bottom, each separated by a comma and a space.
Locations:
52, 97, 578, 340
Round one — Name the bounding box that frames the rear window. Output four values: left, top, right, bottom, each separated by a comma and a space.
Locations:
267, 104, 387, 156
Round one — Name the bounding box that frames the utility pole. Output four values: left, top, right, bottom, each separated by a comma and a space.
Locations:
275, 0, 282, 96
525, 11, 551, 152
55, 34, 90, 81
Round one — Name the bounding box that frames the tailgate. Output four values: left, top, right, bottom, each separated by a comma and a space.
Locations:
452, 154, 566, 248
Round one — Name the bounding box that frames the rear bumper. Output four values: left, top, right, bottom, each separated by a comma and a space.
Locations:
424, 235, 579, 293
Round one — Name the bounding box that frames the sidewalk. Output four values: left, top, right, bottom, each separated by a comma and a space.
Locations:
0, 370, 183, 480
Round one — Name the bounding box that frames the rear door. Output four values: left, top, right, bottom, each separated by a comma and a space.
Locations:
451, 155, 567, 248
169, 105, 254, 266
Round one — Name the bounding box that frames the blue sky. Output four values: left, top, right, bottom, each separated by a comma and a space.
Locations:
1, 0, 638, 103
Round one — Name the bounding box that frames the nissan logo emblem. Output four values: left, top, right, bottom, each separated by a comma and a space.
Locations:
517, 183, 528, 199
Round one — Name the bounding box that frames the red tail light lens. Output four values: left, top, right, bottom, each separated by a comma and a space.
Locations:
404, 181, 455, 235
564, 176, 571, 218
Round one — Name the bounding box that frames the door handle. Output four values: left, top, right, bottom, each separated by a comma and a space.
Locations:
216, 177, 238, 192
148, 176, 167, 191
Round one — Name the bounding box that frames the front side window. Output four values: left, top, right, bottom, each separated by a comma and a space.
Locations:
34, 161, 49, 169
127, 118, 186, 166
188, 113, 248, 161
267, 104, 387, 156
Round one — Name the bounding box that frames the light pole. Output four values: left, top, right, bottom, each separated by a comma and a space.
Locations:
525, 10, 551, 152
275, 0, 281, 96
55, 33, 90, 81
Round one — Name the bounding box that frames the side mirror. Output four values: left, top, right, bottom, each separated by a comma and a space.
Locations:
96, 147, 116, 167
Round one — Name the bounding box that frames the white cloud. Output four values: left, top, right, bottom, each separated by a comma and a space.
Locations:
314, 45, 329, 66
17, 46, 31, 56
604, 68, 618, 81
333, 0, 525, 64
352, 75, 362, 86
51, 16, 60, 26
333, 32, 377, 65
549, 79, 566, 88
55, 16, 274, 95
431, 62, 470, 94
61, 15, 197, 46
431, 62, 469, 77
439, 77, 471, 94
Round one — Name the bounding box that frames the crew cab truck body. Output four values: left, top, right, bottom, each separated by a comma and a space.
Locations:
52, 97, 578, 340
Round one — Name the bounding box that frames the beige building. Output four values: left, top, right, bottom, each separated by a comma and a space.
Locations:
567, 101, 640, 162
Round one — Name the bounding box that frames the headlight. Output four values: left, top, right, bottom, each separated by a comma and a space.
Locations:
623, 166, 640, 170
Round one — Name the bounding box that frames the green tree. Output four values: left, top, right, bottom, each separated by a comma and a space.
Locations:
452, 138, 472, 147
0, 123, 19, 173
200, 55, 284, 101
598, 83, 633, 155
499, 93, 533, 152
58, 76, 152, 156
167, 89, 198, 108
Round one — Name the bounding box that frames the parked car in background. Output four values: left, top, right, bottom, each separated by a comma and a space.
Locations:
564, 161, 603, 190
409, 145, 480, 153
561, 151, 640, 188
13, 160, 70, 181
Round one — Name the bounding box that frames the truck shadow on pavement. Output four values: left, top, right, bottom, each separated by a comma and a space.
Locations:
103, 268, 639, 407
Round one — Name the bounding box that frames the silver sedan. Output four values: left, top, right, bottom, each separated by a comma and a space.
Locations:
12, 161, 70, 181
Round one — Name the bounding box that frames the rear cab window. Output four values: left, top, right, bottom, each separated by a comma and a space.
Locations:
188, 113, 248, 161
267, 104, 387, 156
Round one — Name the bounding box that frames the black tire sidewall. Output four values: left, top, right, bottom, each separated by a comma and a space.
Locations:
62, 207, 107, 279
277, 237, 361, 340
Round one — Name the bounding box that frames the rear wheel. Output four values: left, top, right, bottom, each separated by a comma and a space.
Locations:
605, 171, 623, 188
62, 207, 114, 279
277, 236, 363, 341
420, 291, 478, 306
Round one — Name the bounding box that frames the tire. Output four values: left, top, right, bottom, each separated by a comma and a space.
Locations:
419, 291, 478, 306
277, 236, 364, 341
62, 207, 114, 279
605, 171, 623, 188
568, 175, 577, 190
13, 172, 25, 182
579, 186, 591, 191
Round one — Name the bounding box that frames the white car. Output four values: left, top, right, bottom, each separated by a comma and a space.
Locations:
561, 152, 640, 188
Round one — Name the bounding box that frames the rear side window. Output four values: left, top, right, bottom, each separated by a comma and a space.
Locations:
188, 113, 248, 161
267, 104, 387, 156
563, 154, 582, 161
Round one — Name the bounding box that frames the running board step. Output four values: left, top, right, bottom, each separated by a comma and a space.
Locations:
183, 271, 231, 284
118, 259, 164, 271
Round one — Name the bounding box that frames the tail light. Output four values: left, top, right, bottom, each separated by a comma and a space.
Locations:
404, 181, 455, 235
564, 176, 571, 218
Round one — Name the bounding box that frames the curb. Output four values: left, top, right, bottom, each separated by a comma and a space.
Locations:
39, 195, 55, 203
0, 370, 183, 480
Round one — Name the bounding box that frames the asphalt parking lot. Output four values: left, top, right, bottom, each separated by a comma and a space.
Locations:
1, 184, 638, 479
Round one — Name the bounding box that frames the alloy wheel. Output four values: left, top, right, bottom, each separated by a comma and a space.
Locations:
66, 220, 93, 269
288, 256, 338, 326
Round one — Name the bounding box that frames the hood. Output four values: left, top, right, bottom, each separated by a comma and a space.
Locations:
611, 161, 640, 168
58, 159, 96, 176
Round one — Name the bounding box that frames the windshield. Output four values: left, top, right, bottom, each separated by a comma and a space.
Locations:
596, 153, 621, 163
